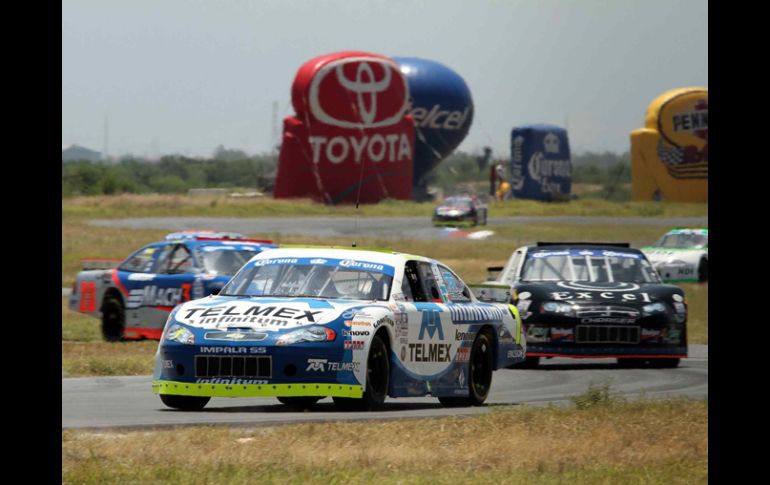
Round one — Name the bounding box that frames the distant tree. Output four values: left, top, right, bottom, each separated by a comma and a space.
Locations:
212, 145, 250, 161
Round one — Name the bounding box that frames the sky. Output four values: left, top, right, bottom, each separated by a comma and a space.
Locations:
62, 0, 707, 159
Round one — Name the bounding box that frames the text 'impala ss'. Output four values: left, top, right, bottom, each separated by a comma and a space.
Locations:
153, 247, 525, 411
475, 243, 687, 368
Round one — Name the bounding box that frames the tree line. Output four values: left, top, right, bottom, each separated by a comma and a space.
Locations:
62, 149, 631, 200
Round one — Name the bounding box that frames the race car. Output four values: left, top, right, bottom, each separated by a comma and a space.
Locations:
642, 228, 708, 283
432, 195, 488, 227
163, 230, 250, 241
471, 242, 687, 368
68, 233, 277, 341
152, 247, 525, 411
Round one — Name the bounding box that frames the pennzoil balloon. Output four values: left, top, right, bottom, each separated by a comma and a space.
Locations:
630, 87, 708, 202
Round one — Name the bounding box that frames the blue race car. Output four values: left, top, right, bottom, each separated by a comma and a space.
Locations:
68, 232, 277, 341
153, 247, 525, 411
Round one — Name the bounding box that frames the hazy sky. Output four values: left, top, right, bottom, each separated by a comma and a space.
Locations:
62, 0, 707, 159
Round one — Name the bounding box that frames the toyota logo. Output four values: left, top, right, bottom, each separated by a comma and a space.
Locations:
308, 57, 408, 129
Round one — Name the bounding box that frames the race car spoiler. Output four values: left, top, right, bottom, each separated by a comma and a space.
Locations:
81, 258, 123, 270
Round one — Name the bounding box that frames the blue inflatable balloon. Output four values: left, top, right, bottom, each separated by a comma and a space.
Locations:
392, 57, 474, 190
510, 124, 572, 201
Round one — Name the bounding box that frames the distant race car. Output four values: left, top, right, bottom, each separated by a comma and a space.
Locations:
432, 195, 488, 227
642, 228, 708, 283
152, 247, 525, 411
471, 242, 687, 368
68, 233, 277, 341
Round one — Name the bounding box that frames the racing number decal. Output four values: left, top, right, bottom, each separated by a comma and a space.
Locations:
79, 281, 97, 312
181, 283, 192, 302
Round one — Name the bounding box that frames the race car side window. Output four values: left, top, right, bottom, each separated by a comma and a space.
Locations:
417, 262, 443, 302
437, 265, 472, 303
161, 245, 196, 274
403, 261, 428, 302
119, 246, 160, 273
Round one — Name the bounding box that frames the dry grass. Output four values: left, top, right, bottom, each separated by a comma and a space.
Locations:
62, 398, 707, 484
62, 193, 707, 220
62, 341, 157, 377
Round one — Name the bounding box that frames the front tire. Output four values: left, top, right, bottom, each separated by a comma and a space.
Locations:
333, 334, 389, 411
510, 356, 540, 369
159, 394, 210, 411
697, 258, 708, 282
649, 358, 680, 368
101, 295, 125, 342
439, 331, 494, 407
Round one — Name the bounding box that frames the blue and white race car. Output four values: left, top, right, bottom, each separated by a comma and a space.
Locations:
68, 233, 277, 341
152, 247, 525, 411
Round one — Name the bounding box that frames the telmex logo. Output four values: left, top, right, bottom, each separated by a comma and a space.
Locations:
308, 57, 408, 129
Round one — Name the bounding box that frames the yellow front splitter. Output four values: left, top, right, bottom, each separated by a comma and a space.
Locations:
152, 380, 364, 398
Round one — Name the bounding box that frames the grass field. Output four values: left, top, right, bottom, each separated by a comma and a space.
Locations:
62, 396, 707, 484
61, 195, 707, 377
62, 221, 689, 287
63, 194, 708, 220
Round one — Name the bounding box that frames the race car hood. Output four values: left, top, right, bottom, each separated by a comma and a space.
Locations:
170, 295, 386, 331
642, 247, 705, 264
513, 281, 684, 304
436, 206, 470, 216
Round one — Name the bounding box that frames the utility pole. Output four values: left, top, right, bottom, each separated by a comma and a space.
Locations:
103, 115, 109, 161
271, 101, 279, 153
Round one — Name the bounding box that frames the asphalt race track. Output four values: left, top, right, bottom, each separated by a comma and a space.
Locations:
89, 216, 708, 241
62, 345, 707, 430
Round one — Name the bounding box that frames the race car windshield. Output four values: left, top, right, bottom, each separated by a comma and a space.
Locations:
221, 259, 394, 301
197, 249, 259, 275
442, 198, 472, 209
521, 250, 661, 283
654, 233, 708, 249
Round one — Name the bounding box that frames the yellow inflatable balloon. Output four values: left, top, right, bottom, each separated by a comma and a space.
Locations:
630, 87, 707, 202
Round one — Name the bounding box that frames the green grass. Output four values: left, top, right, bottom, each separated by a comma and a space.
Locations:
62, 193, 708, 220
62, 397, 707, 484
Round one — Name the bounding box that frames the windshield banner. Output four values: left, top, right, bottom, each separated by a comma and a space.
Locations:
249, 257, 396, 276
529, 249, 643, 260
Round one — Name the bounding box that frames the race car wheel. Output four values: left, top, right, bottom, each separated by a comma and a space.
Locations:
439, 331, 494, 407
616, 358, 646, 368
481, 210, 488, 226
510, 356, 540, 369
277, 397, 321, 409
159, 394, 210, 411
648, 358, 680, 368
101, 295, 125, 342
698, 258, 708, 282
333, 334, 389, 411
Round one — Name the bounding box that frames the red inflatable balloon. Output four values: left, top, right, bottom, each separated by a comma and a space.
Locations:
274, 51, 414, 204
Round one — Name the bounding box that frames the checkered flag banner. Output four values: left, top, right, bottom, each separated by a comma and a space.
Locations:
657, 139, 684, 166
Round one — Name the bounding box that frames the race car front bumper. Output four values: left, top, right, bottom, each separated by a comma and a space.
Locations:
152, 380, 363, 398
153, 341, 363, 398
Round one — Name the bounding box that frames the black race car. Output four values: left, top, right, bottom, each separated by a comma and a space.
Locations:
473, 242, 687, 368
432, 195, 488, 227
